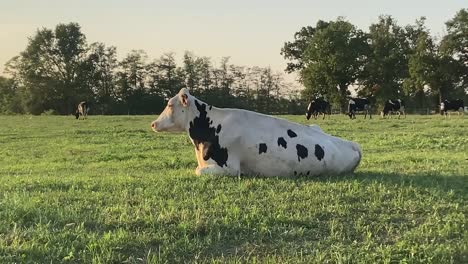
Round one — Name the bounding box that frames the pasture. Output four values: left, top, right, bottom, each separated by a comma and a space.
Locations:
0, 114, 467, 263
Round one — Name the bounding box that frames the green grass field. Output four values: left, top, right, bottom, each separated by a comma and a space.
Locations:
0, 114, 467, 263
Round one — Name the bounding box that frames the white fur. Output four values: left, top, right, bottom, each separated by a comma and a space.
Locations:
152, 89, 362, 177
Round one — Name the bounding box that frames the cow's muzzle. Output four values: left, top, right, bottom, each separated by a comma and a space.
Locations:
151, 121, 158, 132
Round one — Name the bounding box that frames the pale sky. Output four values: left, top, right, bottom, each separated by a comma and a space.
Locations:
0, 0, 466, 84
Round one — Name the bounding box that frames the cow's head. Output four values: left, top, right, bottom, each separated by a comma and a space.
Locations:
347, 99, 355, 119
381, 104, 390, 118
75, 110, 80, 119
440, 102, 445, 111
151, 88, 191, 132
305, 101, 314, 120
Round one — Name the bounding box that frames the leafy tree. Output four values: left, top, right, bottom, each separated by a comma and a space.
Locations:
405, 15, 466, 107
281, 21, 330, 73
360, 16, 410, 106
6, 23, 91, 114
402, 18, 434, 108
440, 9, 468, 94
183, 51, 204, 96
0, 76, 23, 113
283, 18, 368, 110
115, 50, 150, 114
358, 16, 409, 104
147, 53, 185, 101
86, 43, 118, 114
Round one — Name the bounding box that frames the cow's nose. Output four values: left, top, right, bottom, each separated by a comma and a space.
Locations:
151, 122, 157, 129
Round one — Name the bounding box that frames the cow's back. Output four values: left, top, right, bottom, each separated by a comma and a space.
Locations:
215, 110, 361, 176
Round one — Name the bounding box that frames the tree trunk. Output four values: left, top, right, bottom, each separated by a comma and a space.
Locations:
339, 84, 348, 113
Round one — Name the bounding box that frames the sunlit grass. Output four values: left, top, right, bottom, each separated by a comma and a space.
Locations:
0, 114, 467, 263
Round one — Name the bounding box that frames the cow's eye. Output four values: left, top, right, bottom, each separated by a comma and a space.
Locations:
168, 104, 173, 108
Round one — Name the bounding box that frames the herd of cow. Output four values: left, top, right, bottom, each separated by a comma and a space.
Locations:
306, 97, 465, 120
75, 97, 465, 122
72, 90, 464, 177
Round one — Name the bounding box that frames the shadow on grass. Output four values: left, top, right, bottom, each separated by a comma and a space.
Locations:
239, 170, 468, 197
2, 170, 466, 263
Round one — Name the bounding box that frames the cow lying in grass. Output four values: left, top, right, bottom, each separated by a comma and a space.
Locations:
151, 88, 362, 177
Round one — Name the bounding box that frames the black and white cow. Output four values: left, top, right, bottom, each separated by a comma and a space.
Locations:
306, 98, 331, 120
440, 99, 464, 117
348, 98, 372, 119
151, 88, 362, 177
381, 99, 406, 118
75, 101, 89, 120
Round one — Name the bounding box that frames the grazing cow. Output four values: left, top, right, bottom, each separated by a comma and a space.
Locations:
348, 98, 372, 119
381, 99, 406, 118
151, 88, 362, 177
440, 99, 464, 117
306, 98, 331, 120
75, 101, 89, 120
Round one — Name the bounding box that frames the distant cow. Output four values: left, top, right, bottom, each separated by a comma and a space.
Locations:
151, 88, 362, 177
75, 101, 89, 120
381, 99, 406, 118
306, 98, 331, 120
440, 99, 464, 117
348, 98, 372, 119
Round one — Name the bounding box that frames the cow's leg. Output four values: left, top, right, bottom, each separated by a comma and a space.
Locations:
322, 112, 326, 120
194, 143, 240, 176
196, 162, 240, 177
194, 148, 203, 169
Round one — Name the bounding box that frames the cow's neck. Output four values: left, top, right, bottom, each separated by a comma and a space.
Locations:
184, 98, 229, 167
185, 97, 221, 140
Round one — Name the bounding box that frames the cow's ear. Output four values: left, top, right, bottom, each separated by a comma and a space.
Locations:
180, 93, 189, 107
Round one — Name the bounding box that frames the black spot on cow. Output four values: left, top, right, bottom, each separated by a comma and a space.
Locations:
277, 137, 287, 149
216, 124, 222, 134
296, 144, 308, 162
209, 105, 213, 110
259, 143, 267, 154
189, 100, 228, 167
287, 129, 297, 138
314, 144, 324, 161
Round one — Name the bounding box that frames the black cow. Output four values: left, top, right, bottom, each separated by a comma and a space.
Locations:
306, 98, 331, 120
381, 99, 406, 118
348, 98, 371, 119
440, 99, 464, 117
75, 101, 89, 120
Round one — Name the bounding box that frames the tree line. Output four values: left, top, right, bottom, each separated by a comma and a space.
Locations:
1, 9, 467, 115
0, 23, 299, 115
282, 9, 468, 111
